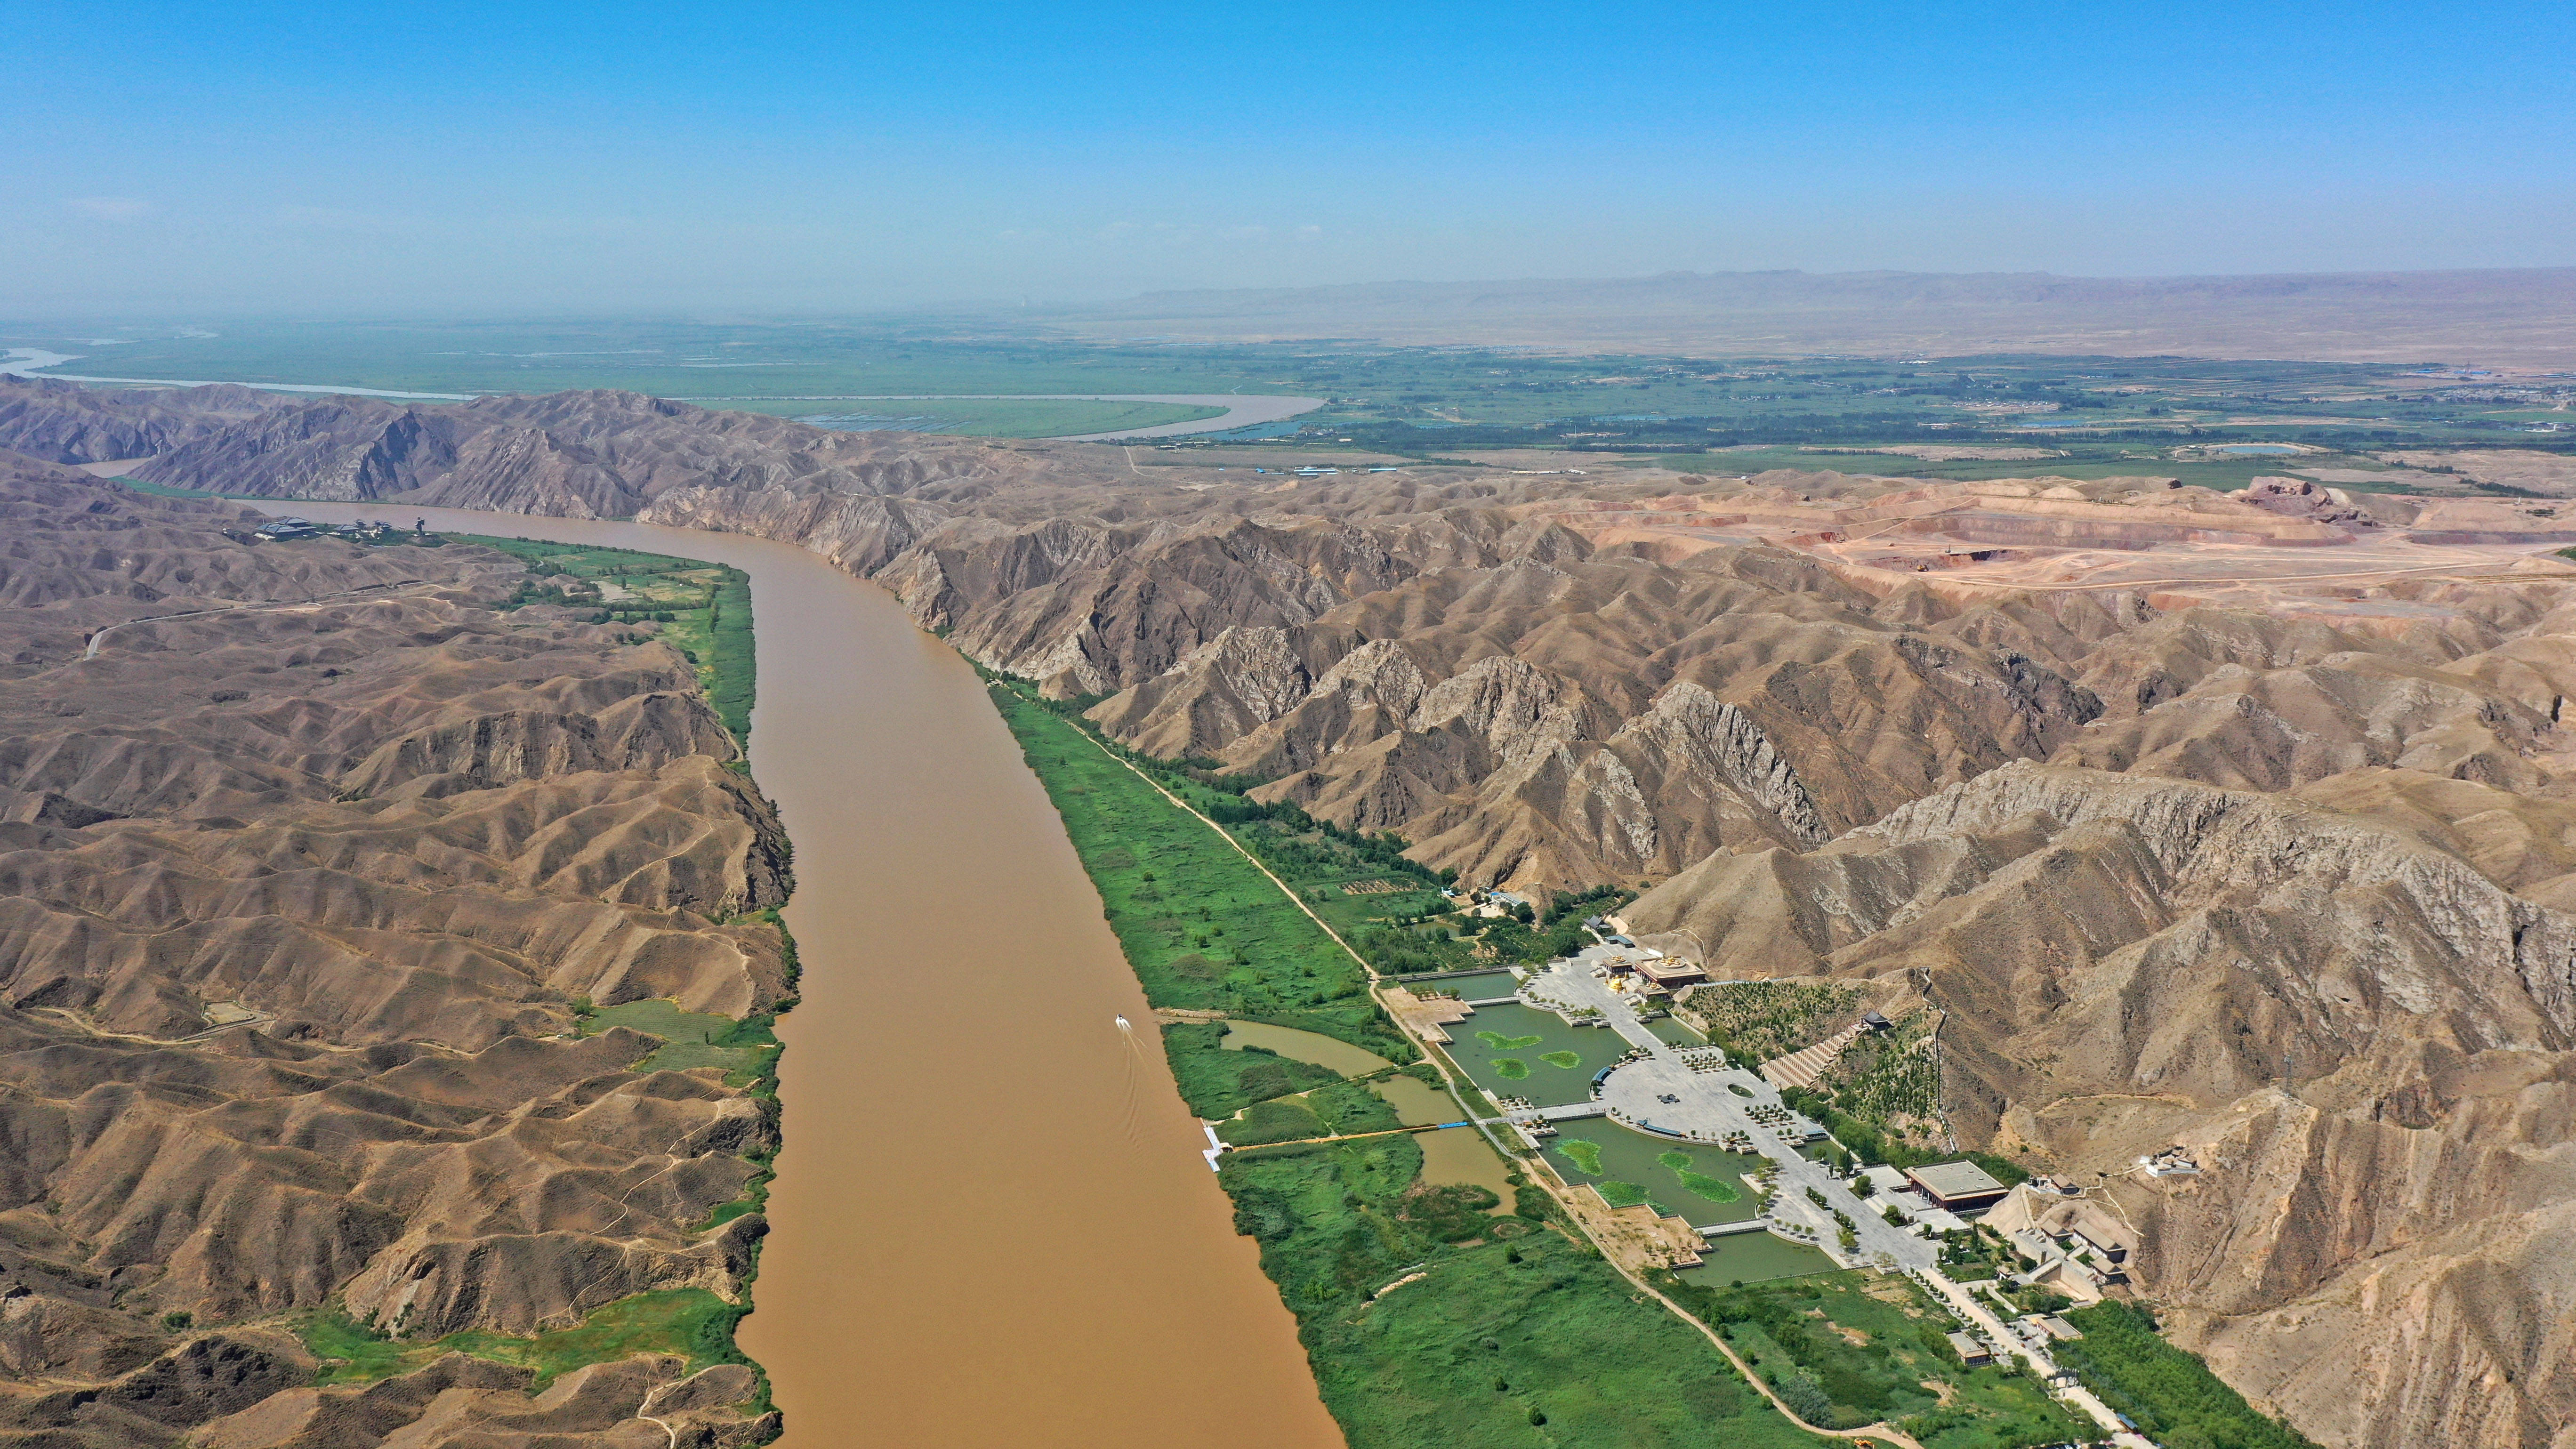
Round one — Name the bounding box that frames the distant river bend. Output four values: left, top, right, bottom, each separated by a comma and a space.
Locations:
0, 353, 1323, 438
260, 501, 1342, 1449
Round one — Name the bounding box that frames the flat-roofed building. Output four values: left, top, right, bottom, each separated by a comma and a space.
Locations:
1904, 1160, 2010, 1212
1637, 956, 1707, 989
1946, 1331, 1992, 1366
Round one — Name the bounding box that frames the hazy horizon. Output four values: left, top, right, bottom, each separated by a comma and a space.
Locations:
6, 1, 2573, 316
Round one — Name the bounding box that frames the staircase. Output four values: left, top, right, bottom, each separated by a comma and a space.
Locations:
1759, 1022, 1864, 1090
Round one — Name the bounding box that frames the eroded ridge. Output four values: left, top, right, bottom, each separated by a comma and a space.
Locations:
0, 453, 790, 1447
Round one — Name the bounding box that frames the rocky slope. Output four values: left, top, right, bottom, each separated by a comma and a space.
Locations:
1626, 766, 2576, 1448
0, 377, 289, 467
0, 455, 787, 1446
639, 446, 2576, 1449
0, 375, 1064, 520
9, 378, 2576, 1447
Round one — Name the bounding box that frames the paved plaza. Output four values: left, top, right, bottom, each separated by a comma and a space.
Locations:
1527, 959, 1936, 1272
1508, 957, 2141, 1442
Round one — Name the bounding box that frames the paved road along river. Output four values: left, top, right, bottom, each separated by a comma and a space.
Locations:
263, 502, 1341, 1449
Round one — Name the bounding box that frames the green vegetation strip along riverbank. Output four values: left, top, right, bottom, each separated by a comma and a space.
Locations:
297, 542, 789, 1412
463, 535, 757, 747
987, 682, 1834, 1449
301, 1289, 750, 1392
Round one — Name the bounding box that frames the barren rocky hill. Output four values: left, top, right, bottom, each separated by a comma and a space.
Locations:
7, 379, 2576, 1447
0, 454, 787, 1446
0, 375, 1070, 520
1626, 764, 2576, 1449
625, 437, 2576, 1449
0, 378, 289, 468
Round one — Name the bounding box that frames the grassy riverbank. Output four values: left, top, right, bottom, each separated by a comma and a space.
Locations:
986, 683, 1403, 1069
987, 680, 1830, 1449
301, 1289, 749, 1391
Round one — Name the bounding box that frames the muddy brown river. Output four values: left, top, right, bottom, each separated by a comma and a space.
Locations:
267, 504, 1341, 1448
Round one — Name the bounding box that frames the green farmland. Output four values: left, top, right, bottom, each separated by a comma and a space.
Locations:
692, 395, 1223, 436
29, 321, 2566, 459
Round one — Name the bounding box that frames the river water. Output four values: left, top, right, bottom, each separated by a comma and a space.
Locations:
263, 503, 1341, 1448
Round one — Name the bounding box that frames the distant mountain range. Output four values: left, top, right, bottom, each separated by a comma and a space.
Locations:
1047, 266, 2576, 365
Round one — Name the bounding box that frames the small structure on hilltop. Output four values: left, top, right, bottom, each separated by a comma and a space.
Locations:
2140, 1145, 2202, 1177
1904, 1160, 2010, 1213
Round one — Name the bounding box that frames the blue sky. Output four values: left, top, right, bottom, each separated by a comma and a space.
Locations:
7, 0, 2572, 314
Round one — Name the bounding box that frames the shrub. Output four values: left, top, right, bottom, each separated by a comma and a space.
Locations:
1395, 1183, 1503, 1242
1771, 1368, 1834, 1423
